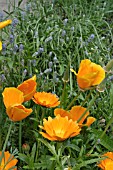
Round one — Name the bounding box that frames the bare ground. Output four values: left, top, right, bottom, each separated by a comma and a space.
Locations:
0, 0, 27, 14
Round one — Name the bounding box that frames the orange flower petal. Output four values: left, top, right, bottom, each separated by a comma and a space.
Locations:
33, 92, 60, 108
39, 115, 81, 141
85, 117, 96, 127
39, 132, 58, 141
105, 161, 113, 170
0, 151, 18, 170
0, 20, 12, 29
70, 106, 89, 124
2, 87, 24, 108
55, 106, 89, 125
17, 75, 37, 102
71, 59, 105, 89
6, 104, 32, 121
97, 152, 113, 169
54, 108, 70, 118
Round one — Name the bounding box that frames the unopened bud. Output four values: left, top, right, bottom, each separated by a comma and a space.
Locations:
62, 66, 69, 83
22, 143, 30, 152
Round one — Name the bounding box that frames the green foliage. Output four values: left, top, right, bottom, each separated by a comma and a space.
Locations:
1, 0, 113, 169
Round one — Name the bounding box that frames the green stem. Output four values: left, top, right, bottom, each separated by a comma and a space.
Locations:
56, 142, 63, 170
81, 90, 92, 107
60, 82, 66, 108
77, 93, 98, 123
19, 121, 22, 152
66, 91, 81, 110
41, 107, 46, 120
2, 121, 13, 152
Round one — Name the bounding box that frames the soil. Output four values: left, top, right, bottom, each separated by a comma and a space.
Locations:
0, 0, 27, 14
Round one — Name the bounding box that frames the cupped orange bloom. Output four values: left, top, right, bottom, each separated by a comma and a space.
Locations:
71, 59, 105, 89
33, 92, 60, 108
6, 104, 32, 122
39, 114, 81, 141
0, 20, 12, 29
0, 151, 18, 170
2, 87, 24, 108
54, 106, 89, 124
54, 106, 95, 127
2, 87, 32, 121
97, 152, 113, 170
17, 75, 37, 102
0, 41, 2, 51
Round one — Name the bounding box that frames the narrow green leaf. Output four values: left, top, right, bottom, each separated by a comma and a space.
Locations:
93, 129, 113, 151
31, 143, 36, 161
110, 84, 113, 107
72, 157, 105, 170
18, 153, 29, 164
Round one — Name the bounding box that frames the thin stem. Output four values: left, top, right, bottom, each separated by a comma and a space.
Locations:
81, 90, 92, 107
56, 142, 63, 170
2, 121, 13, 152
60, 81, 66, 108
77, 93, 98, 123
66, 91, 81, 110
19, 121, 22, 152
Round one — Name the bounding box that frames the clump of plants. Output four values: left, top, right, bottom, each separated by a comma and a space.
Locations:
1, 0, 113, 169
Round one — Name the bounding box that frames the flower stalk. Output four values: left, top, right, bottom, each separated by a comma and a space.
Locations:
66, 90, 81, 110
77, 93, 98, 123
2, 121, 13, 152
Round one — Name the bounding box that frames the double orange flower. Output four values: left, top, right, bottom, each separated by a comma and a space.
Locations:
33, 92, 60, 108
2, 76, 37, 121
97, 152, 113, 169
39, 114, 81, 141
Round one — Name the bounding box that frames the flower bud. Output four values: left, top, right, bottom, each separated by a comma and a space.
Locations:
62, 66, 69, 83
22, 143, 30, 152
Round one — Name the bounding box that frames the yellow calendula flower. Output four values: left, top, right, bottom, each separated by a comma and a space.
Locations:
71, 59, 105, 90
0, 19, 12, 29
0, 41, 2, 50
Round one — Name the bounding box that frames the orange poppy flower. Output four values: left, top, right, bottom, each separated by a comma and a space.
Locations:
6, 104, 32, 122
54, 106, 95, 127
97, 152, 113, 169
54, 106, 89, 124
39, 114, 81, 141
0, 20, 12, 29
0, 41, 2, 51
0, 151, 18, 170
33, 92, 60, 108
2, 87, 32, 121
2, 87, 24, 108
17, 75, 37, 102
71, 59, 105, 89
